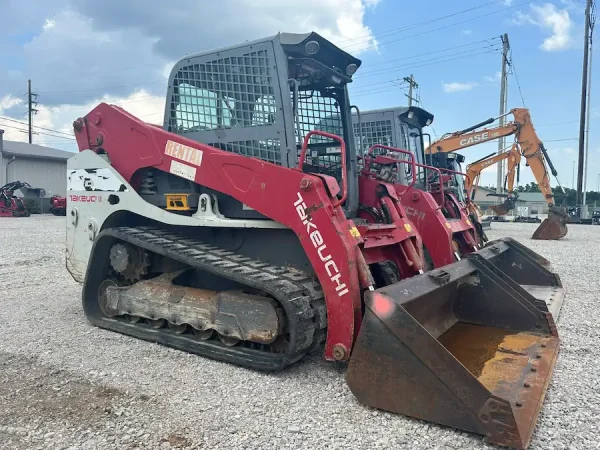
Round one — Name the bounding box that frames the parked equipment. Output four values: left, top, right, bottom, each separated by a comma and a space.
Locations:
464, 143, 521, 215
428, 108, 568, 240
352, 107, 485, 262
0, 181, 34, 217
50, 195, 67, 216
66, 33, 562, 449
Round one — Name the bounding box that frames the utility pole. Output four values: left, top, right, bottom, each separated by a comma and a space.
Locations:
584, 4, 596, 208
497, 33, 510, 195
403, 74, 419, 106
27, 79, 38, 144
577, 0, 593, 211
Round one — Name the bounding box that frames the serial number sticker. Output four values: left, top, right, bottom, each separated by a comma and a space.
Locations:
403, 223, 412, 233
165, 140, 203, 167
349, 226, 361, 238
169, 160, 196, 181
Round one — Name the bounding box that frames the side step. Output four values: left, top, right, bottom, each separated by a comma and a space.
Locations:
347, 239, 560, 449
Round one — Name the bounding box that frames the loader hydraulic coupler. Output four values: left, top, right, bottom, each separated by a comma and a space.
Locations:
347, 239, 561, 449
532, 206, 569, 240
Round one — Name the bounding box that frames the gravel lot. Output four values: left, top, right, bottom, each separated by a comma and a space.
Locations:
1, 216, 599, 450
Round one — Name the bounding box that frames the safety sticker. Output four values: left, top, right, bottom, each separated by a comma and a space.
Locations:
349, 226, 361, 238
170, 160, 196, 181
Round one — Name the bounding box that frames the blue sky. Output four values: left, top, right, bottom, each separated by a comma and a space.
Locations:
0, 0, 596, 190
350, 0, 596, 189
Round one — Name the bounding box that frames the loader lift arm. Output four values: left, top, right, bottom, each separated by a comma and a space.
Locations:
428, 108, 568, 239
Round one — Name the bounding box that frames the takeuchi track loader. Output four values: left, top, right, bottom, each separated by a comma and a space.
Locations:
66, 33, 563, 449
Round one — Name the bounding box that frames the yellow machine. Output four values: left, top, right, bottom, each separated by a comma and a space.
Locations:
428, 108, 568, 240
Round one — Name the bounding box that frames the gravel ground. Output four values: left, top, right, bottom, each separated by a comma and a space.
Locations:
1, 216, 599, 450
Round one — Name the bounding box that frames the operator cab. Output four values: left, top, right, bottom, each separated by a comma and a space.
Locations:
352, 106, 433, 186
155, 32, 361, 218
426, 152, 468, 202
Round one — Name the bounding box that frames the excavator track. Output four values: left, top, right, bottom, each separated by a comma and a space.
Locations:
83, 226, 327, 372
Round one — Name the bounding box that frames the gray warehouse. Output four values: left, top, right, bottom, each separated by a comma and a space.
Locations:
0, 129, 73, 200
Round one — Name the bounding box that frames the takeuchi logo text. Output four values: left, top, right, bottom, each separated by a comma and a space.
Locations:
69, 195, 102, 203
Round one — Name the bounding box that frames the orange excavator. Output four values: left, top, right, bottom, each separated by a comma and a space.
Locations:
428, 108, 568, 240
465, 143, 521, 216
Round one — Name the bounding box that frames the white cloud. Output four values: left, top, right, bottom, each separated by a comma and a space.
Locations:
504, 0, 515, 5
42, 18, 55, 31
0, 95, 24, 115
1, 1, 380, 152
460, 29, 473, 35
512, 3, 574, 52
484, 72, 502, 83
443, 82, 478, 93
1, 1, 380, 109
2, 90, 165, 151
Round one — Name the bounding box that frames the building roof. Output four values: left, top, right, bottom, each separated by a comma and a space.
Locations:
0, 139, 75, 161
514, 192, 546, 202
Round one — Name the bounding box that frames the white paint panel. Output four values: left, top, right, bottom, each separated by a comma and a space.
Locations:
67, 168, 128, 192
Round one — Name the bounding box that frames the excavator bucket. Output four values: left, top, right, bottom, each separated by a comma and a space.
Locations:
532, 208, 569, 240
490, 202, 511, 215
347, 239, 560, 449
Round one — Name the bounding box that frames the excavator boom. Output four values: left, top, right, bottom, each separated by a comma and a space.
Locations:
466, 144, 521, 216
428, 108, 568, 240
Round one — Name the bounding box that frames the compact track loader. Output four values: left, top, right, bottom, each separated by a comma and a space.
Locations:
0, 181, 41, 217
352, 108, 564, 319
66, 32, 562, 449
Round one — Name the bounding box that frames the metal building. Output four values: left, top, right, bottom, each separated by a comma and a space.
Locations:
472, 186, 548, 216
0, 129, 72, 198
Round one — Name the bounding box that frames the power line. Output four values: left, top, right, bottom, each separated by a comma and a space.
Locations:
0, 122, 76, 140
341, 0, 538, 53
37, 79, 166, 95
0, 116, 73, 137
350, 49, 498, 95
357, 37, 500, 73
341, 0, 514, 50
36, 94, 165, 112
507, 49, 526, 107
338, 0, 508, 45
536, 120, 580, 127
355, 46, 501, 78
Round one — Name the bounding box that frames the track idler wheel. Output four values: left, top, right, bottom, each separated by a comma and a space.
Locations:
218, 333, 239, 347
168, 322, 188, 334
193, 328, 214, 341
148, 319, 165, 329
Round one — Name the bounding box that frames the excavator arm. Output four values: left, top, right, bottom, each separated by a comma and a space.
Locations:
465, 145, 521, 216
465, 144, 521, 198
428, 108, 568, 239
430, 121, 518, 154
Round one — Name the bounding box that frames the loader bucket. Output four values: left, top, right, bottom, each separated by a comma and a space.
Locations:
532, 208, 568, 240
347, 243, 560, 449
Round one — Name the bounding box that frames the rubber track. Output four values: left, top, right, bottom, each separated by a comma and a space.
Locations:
86, 226, 327, 372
